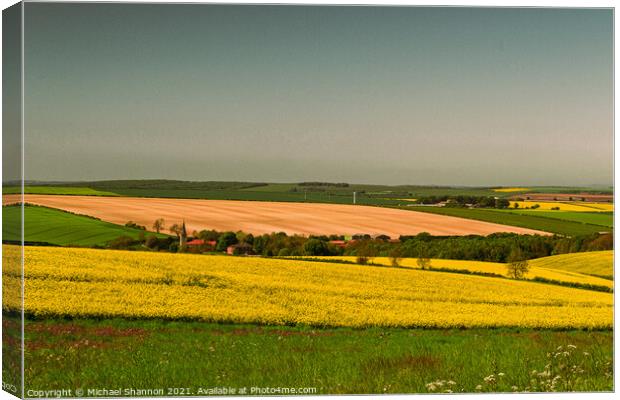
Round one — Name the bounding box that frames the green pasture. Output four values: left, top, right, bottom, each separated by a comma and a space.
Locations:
402, 206, 611, 236
2, 205, 167, 246
3, 186, 119, 196
499, 210, 613, 228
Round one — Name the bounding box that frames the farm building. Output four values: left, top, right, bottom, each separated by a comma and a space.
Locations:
186, 239, 217, 248
328, 239, 357, 248
328, 240, 348, 249
227, 243, 254, 255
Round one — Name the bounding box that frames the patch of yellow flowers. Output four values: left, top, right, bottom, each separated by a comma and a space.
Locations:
2, 245, 612, 329
509, 201, 613, 212
529, 251, 613, 278
493, 187, 530, 193
293, 256, 613, 289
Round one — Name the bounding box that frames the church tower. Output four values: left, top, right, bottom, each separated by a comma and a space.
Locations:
180, 220, 187, 249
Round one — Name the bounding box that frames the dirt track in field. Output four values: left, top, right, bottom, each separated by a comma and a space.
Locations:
4, 194, 549, 237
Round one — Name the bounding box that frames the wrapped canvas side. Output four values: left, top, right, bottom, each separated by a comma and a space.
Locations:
2, 2, 23, 398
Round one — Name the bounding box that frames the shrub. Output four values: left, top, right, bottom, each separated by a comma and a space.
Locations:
108, 235, 137, 250
125, 221, 146, 230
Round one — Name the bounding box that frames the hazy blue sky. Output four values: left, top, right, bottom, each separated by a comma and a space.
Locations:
22, 4, 612, 186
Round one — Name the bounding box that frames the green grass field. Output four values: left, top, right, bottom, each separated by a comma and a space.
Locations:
83, 187, 407, 205
7, 316, 611, 394
500, 210, 613, 228
401, 206, 611, 236
3, 186, 119, 196
2, 205, 167, 246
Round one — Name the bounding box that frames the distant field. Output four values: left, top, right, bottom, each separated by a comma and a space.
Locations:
521, 192, 613, 199
510, 201, 613, 212
501, 210, 613, 228
239, 183, 300, 192
403, 206, 611, 236
529, 251, 613, 280
3, 182, 612, 208
3, 186, 119, 196
2, 205, 166, 246
493, 187, 530, 193
291, 255, 613, 290
4, 194, 548, 237
83, 187, 404, 206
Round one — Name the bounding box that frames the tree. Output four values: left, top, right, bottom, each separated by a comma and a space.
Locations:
169, 223, 182, 238
416, 232, 432, 241
236, 231, 248, 244
303, 239, 329, 256
506, 246, 529, 279
108, 235, 136, 250
152, 218, 165, 234
356, 240, 377, 265
145, 235, 159, 249
216, 232, 238, 252
495, 198, 510, 209
417, 242, 431, 270
389, 245, 403, 268
125, 221, 146, 230
197, 229, 220, 241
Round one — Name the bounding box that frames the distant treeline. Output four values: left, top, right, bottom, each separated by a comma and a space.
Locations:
298, 182, 350, 187
60, 180, 268, 191
107, 229, 612, 263
415, 195, 510, 208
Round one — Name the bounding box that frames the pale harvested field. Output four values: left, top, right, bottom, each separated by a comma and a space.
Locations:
4, 194, 549, 237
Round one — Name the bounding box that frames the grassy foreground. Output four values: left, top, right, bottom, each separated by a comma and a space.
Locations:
9, 316, 612, 394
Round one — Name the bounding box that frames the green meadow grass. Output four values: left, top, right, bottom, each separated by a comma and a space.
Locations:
3, 186, 119, 196
84, 187, 405, 205
2, 205, 167, 246
402, 207, 611, 236
14, 316, 612, 394
499, 210, 613, 228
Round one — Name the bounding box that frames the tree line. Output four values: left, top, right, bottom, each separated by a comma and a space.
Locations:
414, 196, 510, 208
106, 220, 612, 263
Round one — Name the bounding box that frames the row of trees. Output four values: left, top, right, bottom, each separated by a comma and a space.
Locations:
354, 232, 611, 263
108, 221, 612, 269
414, 196, 510, 209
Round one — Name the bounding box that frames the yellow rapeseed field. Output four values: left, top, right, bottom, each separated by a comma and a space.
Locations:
2, 245, 612, 329
297, 256, 613, 289
509, 201, 613, 212
493, 187, 530, 192
529, 251, 613, 279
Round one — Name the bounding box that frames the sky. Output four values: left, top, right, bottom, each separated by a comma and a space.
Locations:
15, 4, 614, 186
